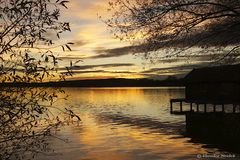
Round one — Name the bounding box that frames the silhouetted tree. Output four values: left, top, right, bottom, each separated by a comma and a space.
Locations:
0, 1, 80, 159
104, 0, 240, 63
0, 0, 77, 82
0, 87, 80, 160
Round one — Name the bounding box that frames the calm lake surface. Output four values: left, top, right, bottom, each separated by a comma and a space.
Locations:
37, 87, 235, 160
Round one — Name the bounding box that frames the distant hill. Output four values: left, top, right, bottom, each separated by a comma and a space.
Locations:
0, 78, 184, 87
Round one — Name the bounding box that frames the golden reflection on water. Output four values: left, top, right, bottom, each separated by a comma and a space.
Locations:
37, 87, 218, 160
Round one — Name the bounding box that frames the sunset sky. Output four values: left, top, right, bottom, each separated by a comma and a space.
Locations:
54, 0, 211, 80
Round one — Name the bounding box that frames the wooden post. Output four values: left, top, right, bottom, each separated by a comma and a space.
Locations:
170, 101, 173, 113
196, 103, 199, 112
233, 104, 236, 113
204, 104, 207, 113
222, 104, 224, 112
213, 104, 216, 112
180, 101, 183, 112
190, 103, 193, 111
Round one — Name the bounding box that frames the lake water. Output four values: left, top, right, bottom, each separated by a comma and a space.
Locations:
36, 87, 234, 160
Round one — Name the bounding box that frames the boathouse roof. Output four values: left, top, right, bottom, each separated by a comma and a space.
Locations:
184, 64, 240, 83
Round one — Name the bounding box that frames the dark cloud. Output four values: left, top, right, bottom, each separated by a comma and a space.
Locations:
89, 45, 140, 59
59, 63, 135, 71
65, 63, 206, 80
59, 62, 202, 80
87, 20, 240, 61
58, 56, 84, 60
155, 54, 222, 63
138, 21, 240, 51
141, 62, 210, 74
62, 70, 105, 74
62, 70, 136, 74
180, 20, 240, 47
73, 40, 89, 47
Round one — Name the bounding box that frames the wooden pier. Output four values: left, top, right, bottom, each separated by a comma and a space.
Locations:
170, 98, 240, 114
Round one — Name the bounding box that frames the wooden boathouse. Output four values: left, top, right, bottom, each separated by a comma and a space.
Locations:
170, 64, 240, 114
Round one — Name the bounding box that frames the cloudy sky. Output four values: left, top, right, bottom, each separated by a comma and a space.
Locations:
53, 0, 211, 80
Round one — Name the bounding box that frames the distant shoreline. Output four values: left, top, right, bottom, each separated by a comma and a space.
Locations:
0, 78, 185, 88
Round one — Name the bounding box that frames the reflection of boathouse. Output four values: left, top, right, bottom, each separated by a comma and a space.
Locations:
170, 64, 240, 114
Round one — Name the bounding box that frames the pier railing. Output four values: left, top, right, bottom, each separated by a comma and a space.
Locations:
170, 99, 240, 114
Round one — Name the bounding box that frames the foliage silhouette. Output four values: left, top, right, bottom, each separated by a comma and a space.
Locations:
104, 0, 240, 64
0, 0, 80, 159
0, 87, 80, 160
